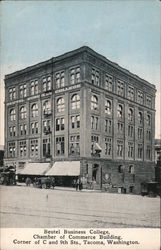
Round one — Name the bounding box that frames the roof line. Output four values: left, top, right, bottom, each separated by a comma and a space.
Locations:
5, 46, 156, 89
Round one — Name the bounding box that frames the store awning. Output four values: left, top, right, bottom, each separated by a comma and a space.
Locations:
46, 161, 80, 176
17, 163, 50, 176
94, 143, 102, 152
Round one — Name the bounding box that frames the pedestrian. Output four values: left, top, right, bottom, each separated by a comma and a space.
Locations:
79, 178, 83, 191
25, 177, 31, 186
76, 178, 79, 191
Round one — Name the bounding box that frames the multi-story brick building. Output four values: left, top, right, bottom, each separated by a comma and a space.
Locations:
4, 46, 156, 193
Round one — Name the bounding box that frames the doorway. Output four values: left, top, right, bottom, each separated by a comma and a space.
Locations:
92, 164, 99, 182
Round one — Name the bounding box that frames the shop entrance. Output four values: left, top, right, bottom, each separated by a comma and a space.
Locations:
92, 164, 99, 182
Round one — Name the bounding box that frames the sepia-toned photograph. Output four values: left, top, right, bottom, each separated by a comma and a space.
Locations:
0, 0, 160, 249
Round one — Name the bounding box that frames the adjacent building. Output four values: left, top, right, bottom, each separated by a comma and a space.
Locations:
4, 46, 156, 193
0, 145, 4, 167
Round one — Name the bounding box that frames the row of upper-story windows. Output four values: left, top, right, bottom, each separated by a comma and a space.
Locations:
8, 112, 81, 137
7, 137, 152, 160
91, 68, 153, 107
8, 67, 81, 101
9, 96, 152, 129
90, 135, 152, 160
7, 66, 153, 108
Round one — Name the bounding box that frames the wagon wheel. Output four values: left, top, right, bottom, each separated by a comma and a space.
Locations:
42, 183, 46, 189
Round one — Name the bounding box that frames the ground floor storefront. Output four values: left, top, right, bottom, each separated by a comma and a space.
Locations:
4, 158, 156, 195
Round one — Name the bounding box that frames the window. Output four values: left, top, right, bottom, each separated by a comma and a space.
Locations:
30, 139, 38, 157
105, 100, 112, 115
128, 86, 134, 101
10, 108, 16, 121
71, 116, 75, 129
146, 130, 151, 141
43, 138, 51, 157
55, 72, 65, 88
128, 108, 134, 122
147, 114, 151, 126
43, 76, 51, 92
30, 80, 38, 95
95, 117, 99, 130
9, 126, 16, 137
117, 104, 123, 118
137, 90, 143, 104
91, 68, 100, 86
9, 127, 12, 137
91, 135, 99, 143
117, 80, 124, 96
91, 95, 98, 111
91, 116, 94, 129
138, 128, 143, 140
71, 94, 80, 109
128, 142, 134, 158
91, 135, 99, 155
69, 135, 80, 155
128, 125, 134, 138
31, 122, 38, 134
20, 124, 27, 136
146, 96, 152, 108
19, 140, 27, 157
129, 165, 135, 174
8, 142, 16, 158
118, 165, 125, 173
19, 84, 27, 98
70, 67, 80, 85
138, 144, 143, 159
105, 74, 113, 91
146, 145, 151, 160
105, 119, 112, 134
71, 115, 80, 129
117, 140, 123, 157
43, 100, 51, 115
76, 115, 80, 128
91, 116, 99, 130
31, 103, 38, 117
56, 118, 64, 131
57, 97, 65, 112
9, 87, 16, 101
105, 138, 112, 156
43, 120, 51, 134
20, 106, 27, 119
138, 112, 143, 125
56, 137, 65, 155
117, 122, 124, 133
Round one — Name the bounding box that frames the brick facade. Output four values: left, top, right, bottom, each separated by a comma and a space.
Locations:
4, 46, 156, 194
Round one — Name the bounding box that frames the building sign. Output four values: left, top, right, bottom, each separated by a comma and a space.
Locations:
55, 84, 81, 94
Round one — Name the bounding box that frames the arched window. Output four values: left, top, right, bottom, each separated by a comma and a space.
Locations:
71, 94, 80, 110
128, 108, 133, 121
138, 112, 143, 125
20, 106, 27, 119
57, 97, 65, 112
91, 95, 98, 110
10, 108, 16, 121
147, 114, 151, 126
43, 100, 51, 114
129, 165, 135, 174
118, 165, 125, 173
117, 104, 123, 118
105, 100, 111, 115
31, 103, 38, 117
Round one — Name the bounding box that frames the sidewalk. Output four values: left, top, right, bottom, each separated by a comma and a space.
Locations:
16, 182, 102, 192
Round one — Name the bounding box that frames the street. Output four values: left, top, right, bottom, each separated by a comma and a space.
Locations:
0, 185, 160, 228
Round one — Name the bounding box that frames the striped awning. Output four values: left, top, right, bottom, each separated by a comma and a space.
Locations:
46, 161, 80, 176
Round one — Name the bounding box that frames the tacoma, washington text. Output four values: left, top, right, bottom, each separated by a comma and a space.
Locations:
12, 229, 140, 246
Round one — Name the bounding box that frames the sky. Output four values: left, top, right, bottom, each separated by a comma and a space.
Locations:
0, 0, 160, 145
